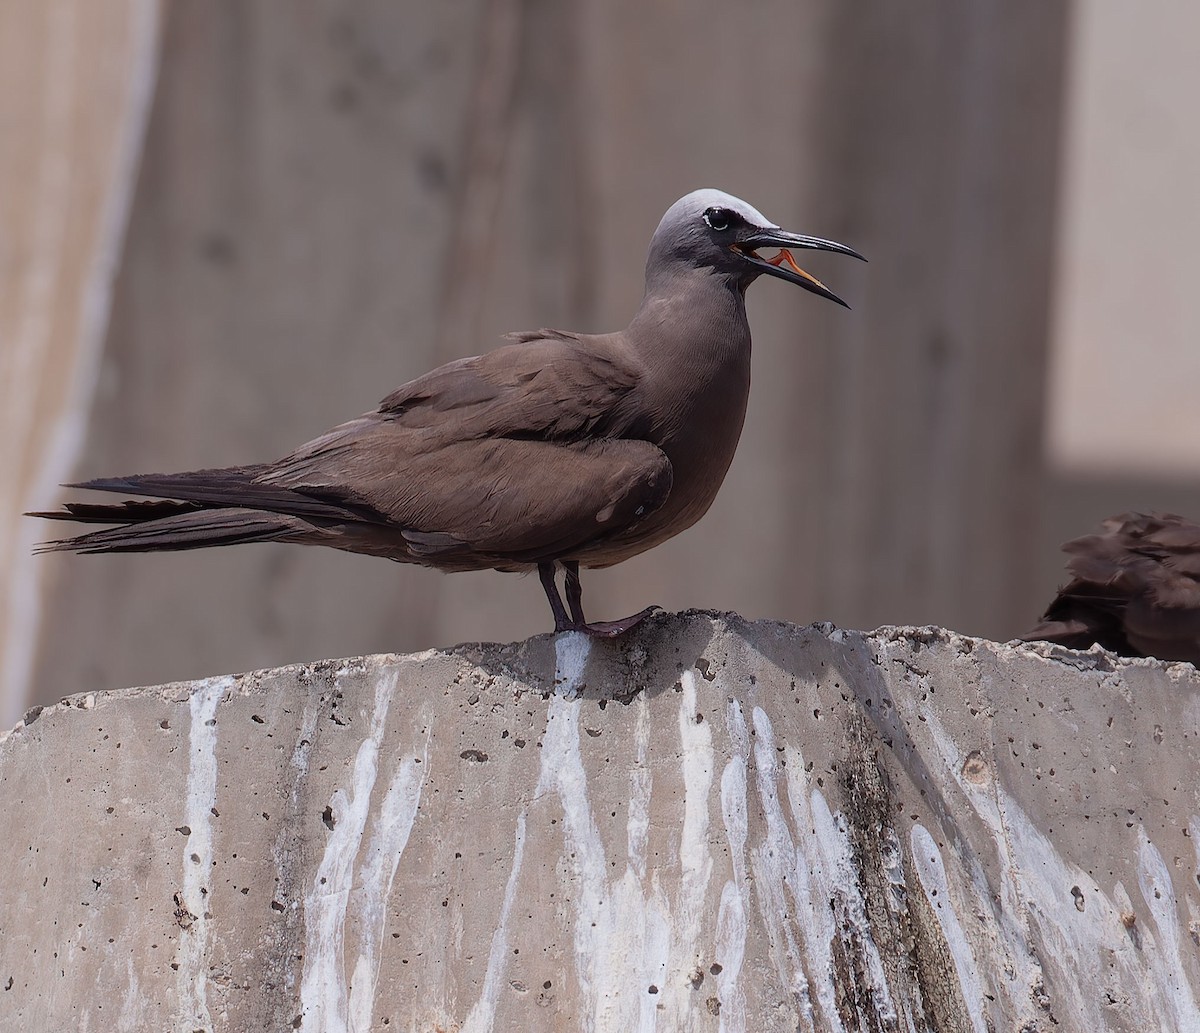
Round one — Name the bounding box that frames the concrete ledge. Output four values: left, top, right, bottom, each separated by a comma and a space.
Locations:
2, 612, 1198, 1031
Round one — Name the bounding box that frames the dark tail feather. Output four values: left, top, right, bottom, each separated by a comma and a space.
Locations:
66, 467, 365, 521
27, 499, 204, 525
34, 508, 296, 555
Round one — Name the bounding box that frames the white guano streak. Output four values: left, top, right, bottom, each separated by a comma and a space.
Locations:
715, 701, 749, 1033
174, 677, 228, 1032
662, 671, 715, 1032
117, 955, 143, 1033
537, 644, 722, 1031
1003, 794, 1200, 1027
1136, 829, 1200, 1031
299, 671, 398, 1033
552, 631, 590, 698
909, 825, 987, 1033
748, 707, 815, 1030
785, 746, 899, 1030
538, 635, 614, 1030
347, 723, 431, 1032
918, 706, 1042, 1006
746, 706, 902, 1031
264, 698, 323, 1005
539, 634, 681, 1033
1189, 818, 1200, 967
461, 812, 528, 1033
919, 704, 1200, 1027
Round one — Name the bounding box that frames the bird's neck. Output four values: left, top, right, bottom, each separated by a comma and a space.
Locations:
624, 268, 752, 441
628, 268, 751, 372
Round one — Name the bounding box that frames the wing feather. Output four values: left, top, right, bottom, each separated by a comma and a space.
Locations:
1025, 512, 1200, 665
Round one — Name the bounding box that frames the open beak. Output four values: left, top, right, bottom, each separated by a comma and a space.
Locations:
732, 228, 866, 308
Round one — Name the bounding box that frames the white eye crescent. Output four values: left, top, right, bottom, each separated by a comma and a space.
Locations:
703, 207, 735, 232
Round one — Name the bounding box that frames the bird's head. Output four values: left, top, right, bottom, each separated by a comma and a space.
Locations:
646, 188, 865, 307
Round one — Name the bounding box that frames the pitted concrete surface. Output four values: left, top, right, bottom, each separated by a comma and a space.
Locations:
1, 612, 1198, 1032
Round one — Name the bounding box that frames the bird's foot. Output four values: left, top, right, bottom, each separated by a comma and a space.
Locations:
543, 562, 660, 637
560, 605, 661, 638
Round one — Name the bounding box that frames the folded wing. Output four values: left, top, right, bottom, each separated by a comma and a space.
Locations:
34, 331, 673, 570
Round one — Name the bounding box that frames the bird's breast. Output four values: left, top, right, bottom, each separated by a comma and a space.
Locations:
575, 346, 752, 566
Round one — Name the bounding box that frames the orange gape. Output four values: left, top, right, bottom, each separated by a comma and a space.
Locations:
768, 248, 834, 296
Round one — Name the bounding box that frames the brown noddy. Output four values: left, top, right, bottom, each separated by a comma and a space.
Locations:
31, 189, 864, 636
1024, 511, 1200, 665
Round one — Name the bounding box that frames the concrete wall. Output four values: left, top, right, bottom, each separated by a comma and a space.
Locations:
0, 0, 161, 727
2, 613, 1197, 1031
1048, 4, 1200, 478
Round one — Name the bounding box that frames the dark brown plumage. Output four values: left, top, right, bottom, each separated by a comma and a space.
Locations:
31, 189, 863, 635
1024, 512, 1200, 665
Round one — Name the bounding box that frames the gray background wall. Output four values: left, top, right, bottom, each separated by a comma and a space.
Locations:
5, 0, 1200, 720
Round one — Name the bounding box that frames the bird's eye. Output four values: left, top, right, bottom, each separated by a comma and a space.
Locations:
703, 207, 738, 232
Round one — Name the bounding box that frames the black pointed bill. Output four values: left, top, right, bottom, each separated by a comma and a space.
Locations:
732, 228, 865, 309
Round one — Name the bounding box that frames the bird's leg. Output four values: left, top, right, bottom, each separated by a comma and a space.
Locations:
538, 562, 574, 633
563, 560, 587, 626
562, 559, 660, 638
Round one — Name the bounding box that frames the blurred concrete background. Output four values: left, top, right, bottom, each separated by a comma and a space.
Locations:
3, 0, 1198, 722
